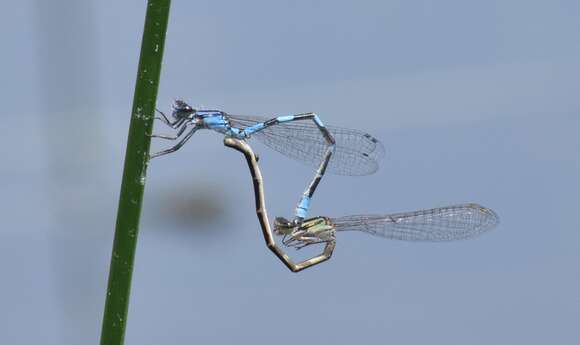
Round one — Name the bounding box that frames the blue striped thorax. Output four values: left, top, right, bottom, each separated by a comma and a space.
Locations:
197, 110, 228, 130
196, 110, 247, 139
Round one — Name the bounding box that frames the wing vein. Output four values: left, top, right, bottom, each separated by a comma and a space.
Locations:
228, 114, 385, 176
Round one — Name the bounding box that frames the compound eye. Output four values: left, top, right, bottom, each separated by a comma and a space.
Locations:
174, 100, 187, 109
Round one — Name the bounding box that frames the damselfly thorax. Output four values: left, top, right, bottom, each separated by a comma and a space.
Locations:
274, 216, 337, 249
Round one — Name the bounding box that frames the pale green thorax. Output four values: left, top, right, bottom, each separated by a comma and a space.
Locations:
274, 216, 336, 248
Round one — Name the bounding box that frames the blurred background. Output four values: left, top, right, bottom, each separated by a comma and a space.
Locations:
1, 1, 579, 344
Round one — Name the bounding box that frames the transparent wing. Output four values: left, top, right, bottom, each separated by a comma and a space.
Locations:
332, 203, 499, 241
227, 114, 385, 176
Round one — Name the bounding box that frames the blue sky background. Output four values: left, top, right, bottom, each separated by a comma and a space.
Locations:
1, 1, 579, 344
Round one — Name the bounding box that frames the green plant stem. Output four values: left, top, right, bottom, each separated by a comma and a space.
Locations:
100, 1, 171, 344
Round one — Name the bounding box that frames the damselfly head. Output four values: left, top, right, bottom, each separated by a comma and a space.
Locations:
274, 217, 295, 235
172, 99, 196, 119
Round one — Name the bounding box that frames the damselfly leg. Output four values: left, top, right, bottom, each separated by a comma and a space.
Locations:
148, 121, 192, 140
155, 108, 184, 128
149, 104, 199, 158
149, 127, 199, 159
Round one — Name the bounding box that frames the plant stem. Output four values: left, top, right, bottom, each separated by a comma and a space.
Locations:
100, 1, 171, 344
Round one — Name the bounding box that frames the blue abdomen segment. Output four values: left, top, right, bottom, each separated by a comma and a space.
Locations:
227, 127, 244, 138
313, 115, 324, 128
295, 196, 311, 219
277, 115, 295, 123
242, 122, 265, 136
242, 115, 296, 137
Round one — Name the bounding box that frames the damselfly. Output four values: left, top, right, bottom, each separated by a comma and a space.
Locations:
150, 100, 385, 224
224, 138, 498, 272
274, 203, 499, 249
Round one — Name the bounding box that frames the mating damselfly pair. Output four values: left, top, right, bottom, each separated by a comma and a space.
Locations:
150, 100, 498, 270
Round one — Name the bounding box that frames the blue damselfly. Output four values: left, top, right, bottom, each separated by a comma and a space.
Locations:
151, 100, 385, 224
